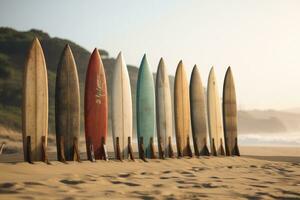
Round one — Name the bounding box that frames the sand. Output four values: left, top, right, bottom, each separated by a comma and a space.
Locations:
1, 124, 300, 199
0, 155, 299, 200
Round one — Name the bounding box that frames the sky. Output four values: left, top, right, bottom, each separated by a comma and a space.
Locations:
0, 0, 300, 110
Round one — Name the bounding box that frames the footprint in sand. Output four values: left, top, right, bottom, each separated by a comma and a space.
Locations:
250, 184, 269, 188
118, 173, 133, 178
23, 181, 45, 186
0, 182, 15, 188
0, 182, 18, 194
60, 179, 85, 185
210, 176, 220, 179
152, 183, 164, 187
110, 180, 140, 187
160, 176, 179, 180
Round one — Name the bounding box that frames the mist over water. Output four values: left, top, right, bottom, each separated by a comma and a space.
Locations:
239, 132, 300, 147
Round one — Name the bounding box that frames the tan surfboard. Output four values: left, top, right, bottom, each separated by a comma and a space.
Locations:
189, 65, 209, 156
174, 61, 191, 157
222, 67, 240, 156
155, 58, 173, 157
22, 38, 48, 161
207, 67, 225, 156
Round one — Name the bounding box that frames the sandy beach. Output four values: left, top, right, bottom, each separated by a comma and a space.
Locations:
0, 147, 299, 200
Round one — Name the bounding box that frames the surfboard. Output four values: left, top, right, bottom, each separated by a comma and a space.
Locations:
84, 49, 108, 160
207, 67, 225, 156
111, 52, 132, 159
55, 44, 80, 161
22, 37, 48, 161
174, 61, 191, 156
155, 58, 173, 157
222, 67, 239, 156
136, 54, 155, 158
189, 65, 209, 156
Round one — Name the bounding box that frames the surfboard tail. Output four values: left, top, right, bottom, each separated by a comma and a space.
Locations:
127, 137, 135, 161
225, 136, 231, 156
211, 138, 217, 156
87, 139, 96, 162
41, 136, 50, 164
193, 137, 200, 157
168, 136, 175, 158
220, 138, 226, 156
73, 137, 81, 162
58, 136, 66, 163
158, 136, 165, 159
186, 136, 193, 157
115, 137, 122, 161
100, 137, 108, 161
150, 137, 157, 159
138, 137, 147, 162
200, 137, 210, 156
26, 136, 33, 164
232, 137, 240, 156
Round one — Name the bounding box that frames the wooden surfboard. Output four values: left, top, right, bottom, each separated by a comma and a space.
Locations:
84, 49, 108, 160
136, 54, 155, 158
55, 44, 80, 161
111, 52, 132, 159
155, 58, 173, 157
222, 67, 239, 156
207, 67, 225, 156
174, 61, 191, 157
22, 37, 48, 161
189, 65, 209, 156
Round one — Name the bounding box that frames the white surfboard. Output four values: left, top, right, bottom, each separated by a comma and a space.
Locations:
155, 58, 173, 157
207, 67, 225, 156
111, 52, 133, 159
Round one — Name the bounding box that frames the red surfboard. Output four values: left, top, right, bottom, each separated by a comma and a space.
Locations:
84, 48, 108, 160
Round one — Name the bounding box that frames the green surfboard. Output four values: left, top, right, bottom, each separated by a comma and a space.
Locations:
136, 54, 155, 158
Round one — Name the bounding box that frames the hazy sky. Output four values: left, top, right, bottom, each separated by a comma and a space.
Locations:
0, 0, 300, 110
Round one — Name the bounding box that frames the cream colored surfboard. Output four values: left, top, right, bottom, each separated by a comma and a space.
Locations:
155, 58, 173, 156
111, 52, 133, 159
207, 67, 225, 156
174, 61, 190, 156
22, 38, 48, 161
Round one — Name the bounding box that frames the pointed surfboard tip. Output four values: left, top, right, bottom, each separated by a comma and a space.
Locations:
159, 57, 164, 64
117, 51, 123, 59
91, 48, 101, 60
143, 53, 147, 58
192, 64, 199, 71
140, 54, 149, 68
178, 60, 183, 66
31, 37, 42, 50
226, 66, 232, 75
63, 44, 73, 57
158, 57, 165, 68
